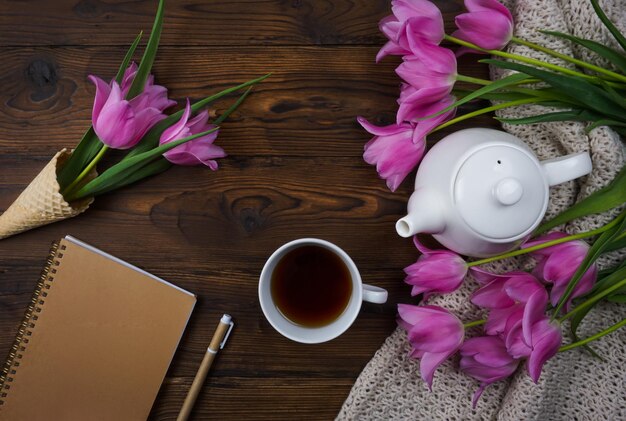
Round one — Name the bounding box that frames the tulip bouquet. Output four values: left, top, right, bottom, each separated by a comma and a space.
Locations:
0, 0, 268, 239
360, 0, 626, 192
360, 0, 626, 406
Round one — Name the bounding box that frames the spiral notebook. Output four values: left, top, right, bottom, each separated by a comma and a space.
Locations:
0, 236, 196, 420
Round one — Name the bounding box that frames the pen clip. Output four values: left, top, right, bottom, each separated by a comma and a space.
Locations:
220, 321, 235, 349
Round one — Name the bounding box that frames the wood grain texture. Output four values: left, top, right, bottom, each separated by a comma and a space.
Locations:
0, 1, 497, 419
0, 46, 493, 157
0, 0, 467, 47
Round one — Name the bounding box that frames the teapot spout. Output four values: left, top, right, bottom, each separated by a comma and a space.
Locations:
396, 188, 445, 238
541, 151, 592, 186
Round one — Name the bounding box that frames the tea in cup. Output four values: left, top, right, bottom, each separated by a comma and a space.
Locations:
259, 238, 388, 343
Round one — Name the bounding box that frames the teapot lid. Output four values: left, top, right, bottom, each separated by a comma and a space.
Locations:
453, 144, 548, 240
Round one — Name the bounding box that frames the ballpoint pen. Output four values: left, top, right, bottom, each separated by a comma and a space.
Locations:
176, 314, 234, 421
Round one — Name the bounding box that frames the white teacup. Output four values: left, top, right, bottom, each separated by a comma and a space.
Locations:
259, 238, 388, 344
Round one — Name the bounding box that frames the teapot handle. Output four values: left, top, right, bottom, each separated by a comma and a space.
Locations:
541, 152, 592, 186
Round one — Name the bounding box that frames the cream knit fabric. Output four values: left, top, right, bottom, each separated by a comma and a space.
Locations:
337, 1, 626, 419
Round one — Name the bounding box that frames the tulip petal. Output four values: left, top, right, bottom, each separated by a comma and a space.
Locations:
420, 351, 449, 389
504, 320, 531, 358
88, 75, 112, 125
527, 319, 561, 383
392, 0, 442, 23
161, 99, 192, 143
133, 106, 167, 144
93, 82, 139, 148
521, 289, 549, 346
471, 278, 513, 309
485, 304, 522, 336
357, 116, 411, 136
407, 314, 463, 353
362, 123, 424, 191
376, 40, 407, 62
502, 272, 544, 303
465, 0, 512, 19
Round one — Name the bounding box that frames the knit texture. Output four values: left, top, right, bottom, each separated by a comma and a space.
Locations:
337, 1, 625, 419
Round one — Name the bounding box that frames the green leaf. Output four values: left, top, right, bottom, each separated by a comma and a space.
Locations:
565, 264, 625, 357
496, 109, 598, 125
57, 128, 102, 190
123, 73, 270, 160
607, 295, 626, 303
567, 312, 603, 359
590, 0, 626, 51
614, 126, 626, 137
603, 233, 626, 253
57, 33, 144, 190
590, 265, 626, 296
597, 79, 626, 109
541, 30, 626, 75
585, 119, 626, 133
482, 59, 626, 121
552, 211, 626, 317
126, 0, 164, 99
452, 89, 533, 102
536, 166, 626, 234
418, 73, 531, 119
213, 86, 253, 125
95, 158, 171, 196
72, 127, 219, 200
114, 31, 143, 83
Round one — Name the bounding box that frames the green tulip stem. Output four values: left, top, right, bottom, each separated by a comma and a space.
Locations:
455, 74, 551, 100
61, 145, 109, 199
466, 218, 621, 268
558, 277, 626, 323
559, 317, 626, 352
463, 319, 486, 329
510, 36, 626, 83
456, 74, 540, 86
428, 97, 539, 134
445, 35, 598, 81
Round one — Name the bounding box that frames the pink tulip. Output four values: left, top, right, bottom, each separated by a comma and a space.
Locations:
377, 0, 445, 62
89, 71, 175, 150
524, 233, 598, 311
397, 84, 456, 132
496, 283, 560, 383
405, 237, 467, 300
395, 43, 457, 93
470, 269, 544, 309
505, 315, 561, 383
453, 0, 513, 51
470, 268, 546, 336
120, 62, 172, 110
357, 117, 426, 191
120, 62, 140, 96
459, 336, 520, 407
398, 304, 464, 388
160, 100, 226, 169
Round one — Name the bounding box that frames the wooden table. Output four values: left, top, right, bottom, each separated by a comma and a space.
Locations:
0, 1, 495, 419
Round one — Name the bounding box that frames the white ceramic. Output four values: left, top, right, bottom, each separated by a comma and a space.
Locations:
396, 128, 592, 257
259, 238, 388, 344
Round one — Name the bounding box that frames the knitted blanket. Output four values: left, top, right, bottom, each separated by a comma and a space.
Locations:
337, 1, 626, 419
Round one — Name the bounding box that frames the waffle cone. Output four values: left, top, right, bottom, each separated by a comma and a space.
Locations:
0, 149, 95, 240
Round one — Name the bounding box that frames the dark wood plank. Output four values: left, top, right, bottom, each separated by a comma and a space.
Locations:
0, 46, 494, 157
0, 0, 467, 47
152, 378, 357, 420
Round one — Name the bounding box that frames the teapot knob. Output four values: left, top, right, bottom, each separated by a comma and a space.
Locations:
494, 178, 523, 206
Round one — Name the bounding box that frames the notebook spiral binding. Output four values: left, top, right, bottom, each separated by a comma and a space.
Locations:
0, 242, 62, 405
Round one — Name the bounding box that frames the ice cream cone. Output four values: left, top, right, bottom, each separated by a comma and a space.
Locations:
0, 149, 96, 240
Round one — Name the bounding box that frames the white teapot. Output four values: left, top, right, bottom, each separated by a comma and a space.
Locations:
395, 128, 592, 257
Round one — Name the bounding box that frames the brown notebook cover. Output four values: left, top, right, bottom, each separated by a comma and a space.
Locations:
0, 236, 196, 420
